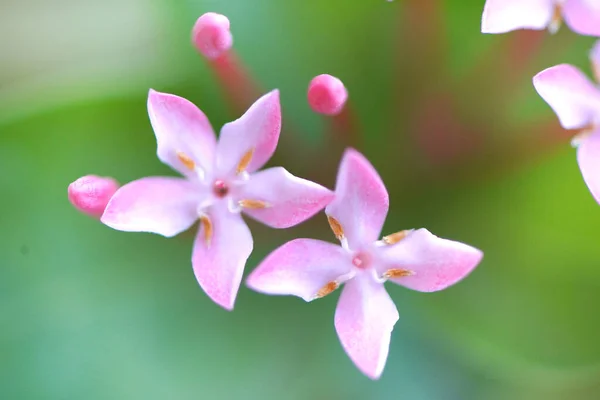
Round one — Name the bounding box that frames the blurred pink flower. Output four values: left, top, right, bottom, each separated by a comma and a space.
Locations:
247, 148, 483, 379
68, 175, 119, 218
101, 89, 334, 310
482, 0, 600, 36
533, 46, 600, 204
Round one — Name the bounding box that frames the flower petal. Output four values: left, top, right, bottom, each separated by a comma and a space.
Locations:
334, 276, 399, 380
481, 0, 554, 34
101, 177, 200, 237
68, 175, 119, 218
215, 90, 281, 175
533, 64, 600, 130
238, 167, 334, 228
326, 148, 389, 250
563, 0, 600, 37
192, 203, 253, 310
148, 89, 217, 176
377, 229, 483, 292
591, 39, 600, 83
246, 239, 349, 302
577, 130, 600, 204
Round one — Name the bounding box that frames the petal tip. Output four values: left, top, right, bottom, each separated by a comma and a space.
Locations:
68, 175, 119, 219
262, 89, 281, 109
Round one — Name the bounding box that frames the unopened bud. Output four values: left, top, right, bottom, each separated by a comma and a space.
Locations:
307, 74, 348, 116
192, 12, 233, 60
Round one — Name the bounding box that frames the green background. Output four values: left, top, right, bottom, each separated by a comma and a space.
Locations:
2, 0, 600, 398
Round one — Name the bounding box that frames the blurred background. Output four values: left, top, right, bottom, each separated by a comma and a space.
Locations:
2, 0, 600, 398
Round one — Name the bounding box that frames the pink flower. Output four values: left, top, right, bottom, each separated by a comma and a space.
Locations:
68, 175, 119, 218
247, 149, 483, 379
533, 44, 600, 204
482, 0, 600, 36
101, 89, 334, 310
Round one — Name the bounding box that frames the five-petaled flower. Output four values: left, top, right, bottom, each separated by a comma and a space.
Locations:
533, 41, 600, 204
482, 0, 600, 36
101, 89, 334, 310
247, 148, 483, 379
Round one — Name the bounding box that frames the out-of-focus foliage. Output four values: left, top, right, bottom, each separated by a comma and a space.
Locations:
2, 0, 600, 399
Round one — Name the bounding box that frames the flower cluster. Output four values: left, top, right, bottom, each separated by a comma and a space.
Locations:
67, 10, 488, 379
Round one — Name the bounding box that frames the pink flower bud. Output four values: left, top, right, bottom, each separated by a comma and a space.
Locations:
192, 12, 233, 60
307, 74, 348, 116
68, 175, 119, 218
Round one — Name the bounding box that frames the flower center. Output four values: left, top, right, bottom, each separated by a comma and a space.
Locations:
352, 251, 372, 270
213, 179, 229, 198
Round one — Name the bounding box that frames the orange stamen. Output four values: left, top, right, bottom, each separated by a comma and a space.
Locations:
382, 230, 410, 245
177, 151, 196, 170
200, 215, 213, 246
383, 269, 415, 279
315, 281, 339, 298
236, 149, 254, 174
327, 216, 344, 241
238, 199, 270, 209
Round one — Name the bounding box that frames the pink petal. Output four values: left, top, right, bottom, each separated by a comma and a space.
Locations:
378, 229, 483, 292
533, 64, 600, 130
215, 90, 281, 175
68, 175, 119, 218
192, 203, 253, 310
577, 130, 600, 204
326, 148, 389, 250
246, 239, 349, 301
563, 0, 600, 37
591, 40, 600, 83
481, 0, 554, 34
148, 90, 217, 176
238, 167, 334, 228
334, 275, 399, 380
101, 177, 200, 237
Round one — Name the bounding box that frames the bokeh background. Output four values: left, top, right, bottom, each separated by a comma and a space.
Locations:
2, 0, 600, 398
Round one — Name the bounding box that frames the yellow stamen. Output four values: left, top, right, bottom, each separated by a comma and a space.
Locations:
327, 216, 344, 241
200, 215, 213, 246
236, 149, 254, 174
177, 151, 196, 170
238, 199, 271, 209
571, 123, 596, 147
315, 281, 339, 298
383, 269, 415, 279
548, 4, 563, 34
382, 230, 410, 245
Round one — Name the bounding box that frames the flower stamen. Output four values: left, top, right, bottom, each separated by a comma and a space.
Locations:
327, 215, 345, 241
237, 148, 254, 174
200, 215, 213, 247
571, 123, 596, 147
382, 230, 411, 245
548, 4, 563, 34
315, 281, 339, 299
177, 151, 196, 171
382, 268, 415, 279
238, 199, 270, 209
